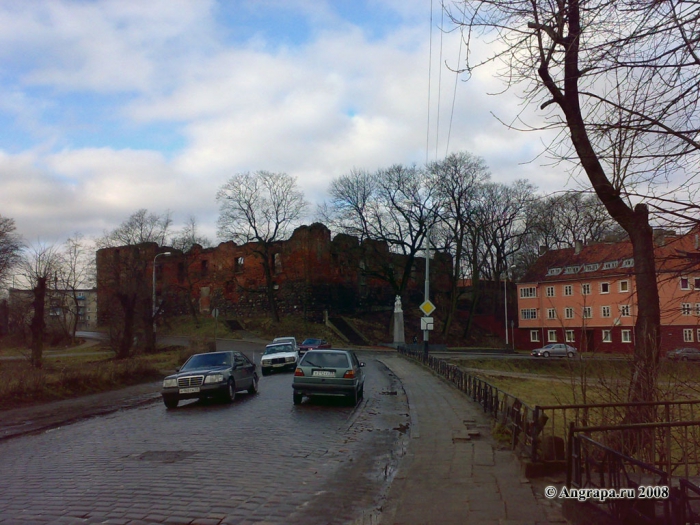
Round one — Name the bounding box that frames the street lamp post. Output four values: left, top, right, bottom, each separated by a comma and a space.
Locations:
152, 251, 172, 337
504, 265, 515, 348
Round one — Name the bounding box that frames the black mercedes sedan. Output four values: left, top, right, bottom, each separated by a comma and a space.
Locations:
161, 351, 258, 409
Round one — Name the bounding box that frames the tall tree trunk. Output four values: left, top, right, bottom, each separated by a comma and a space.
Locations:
30, 277, 47, 369
262, 250, 280, 323
548, 0, 661, 409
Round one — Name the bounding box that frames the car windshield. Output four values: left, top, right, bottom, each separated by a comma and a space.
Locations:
181, 352, 231, 370
274, 338, 294, 344
301, 352, 349, 369
302, 338, 320, 345
264, 344, 293, 355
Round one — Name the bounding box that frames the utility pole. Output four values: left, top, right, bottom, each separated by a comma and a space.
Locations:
423, 227, 431, 359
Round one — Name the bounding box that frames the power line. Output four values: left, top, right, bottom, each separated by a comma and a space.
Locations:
425, 0, 434, 166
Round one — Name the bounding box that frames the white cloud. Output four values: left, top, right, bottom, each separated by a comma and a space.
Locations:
0, 0, 569, 247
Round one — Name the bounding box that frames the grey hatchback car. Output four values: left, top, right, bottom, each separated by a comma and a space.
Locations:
292, 349, 365, 405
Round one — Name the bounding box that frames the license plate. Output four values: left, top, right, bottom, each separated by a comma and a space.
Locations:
179, 387, 200, 394
312, 370, 335, 377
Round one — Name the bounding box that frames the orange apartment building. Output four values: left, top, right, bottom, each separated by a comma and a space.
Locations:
516, 227, 700, 354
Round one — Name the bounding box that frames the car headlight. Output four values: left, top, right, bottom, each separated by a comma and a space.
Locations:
285, 356, 296, 363
261, 359, 271, 365
163, 378, 177, 388
204, 374, 224, 384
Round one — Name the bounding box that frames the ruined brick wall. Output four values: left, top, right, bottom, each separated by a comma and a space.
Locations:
96, 223, 453, 323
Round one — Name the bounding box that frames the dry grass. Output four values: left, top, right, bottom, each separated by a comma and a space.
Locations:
0, 344, 195, 410
456, 357, 700, 407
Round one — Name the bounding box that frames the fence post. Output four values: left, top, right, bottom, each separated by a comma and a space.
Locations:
566, 421, 575, 487
531, 406, 540, 463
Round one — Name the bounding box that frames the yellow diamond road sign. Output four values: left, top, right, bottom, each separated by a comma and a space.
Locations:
419, 300, 436, 316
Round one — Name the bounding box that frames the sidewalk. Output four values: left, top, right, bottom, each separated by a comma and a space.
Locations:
377, 354, 568, 525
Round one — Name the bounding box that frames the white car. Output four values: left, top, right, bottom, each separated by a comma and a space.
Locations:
261, 342, 299, 375
273, 336, 298, 352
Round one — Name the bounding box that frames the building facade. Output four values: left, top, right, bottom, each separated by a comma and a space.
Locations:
516, 228, 700, 354
96, 223, 452, 326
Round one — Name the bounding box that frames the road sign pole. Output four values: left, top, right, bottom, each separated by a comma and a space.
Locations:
423, 227, 430, 359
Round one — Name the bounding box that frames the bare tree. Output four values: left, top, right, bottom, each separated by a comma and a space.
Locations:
448, 0, 700, 405
98, 209, 173, 356
217, 171, 307, 322
171, 216, 212, 252
0, 215, 23, 287
322, 165, 440, 299
18, 244, 62, 368
55, 234, 95, 343
319, 168, 376, 242
430, 151, 491, 335
97, 208, 172, 249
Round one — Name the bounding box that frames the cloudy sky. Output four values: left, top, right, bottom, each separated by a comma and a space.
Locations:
0, 0, 565, 246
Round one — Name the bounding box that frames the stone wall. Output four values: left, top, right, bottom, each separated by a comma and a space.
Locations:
96, 223, 453, 323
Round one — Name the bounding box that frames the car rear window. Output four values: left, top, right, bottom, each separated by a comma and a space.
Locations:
301, 352, 350, 369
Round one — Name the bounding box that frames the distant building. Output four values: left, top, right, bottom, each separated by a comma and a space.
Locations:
516, 227, 700, 353
8, 287, 98, 334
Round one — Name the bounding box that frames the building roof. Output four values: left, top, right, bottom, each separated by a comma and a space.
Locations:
520, 227, 700, 284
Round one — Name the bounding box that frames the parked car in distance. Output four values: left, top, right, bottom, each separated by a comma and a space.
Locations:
261, 342, 299, 375
292, 349, 365, 405
298, 338, 331, 355
666, 347, 700, 361
161, 351, 258, 409
531, 344, 577, 358
273, 336, 298, 353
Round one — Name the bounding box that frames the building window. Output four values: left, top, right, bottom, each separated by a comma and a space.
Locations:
695, 277, 700, 289
621, 258, 634, 268
521, 308, 537, 320
563, 285, 573, 296
684, 329, 694, 342
602, 330, 612, 343
602, 306, 611, 318
584, 263, 600, 272
201, 259, 209, 277
583, 307, 592, 319
621, 330, 632, 343
547, 308, 557, 320
546, 286, 555, 297
681, 277, 690, 290
530, 330, 540, 342
696, 304, 700, 316
600, 282, 610, 294
273, 253, 282, 274
548, 330, 557, 342
566, 330, 575, 342
582, 283, 591, 295
603, 261, 619, 270
682, 303, 692, 316
520, 287, 537, 298
619, 280, 629, 292
620, 305, 631, 317
697, 328, 700, 343
565, 307, 574, 319
235, 257, 245, 272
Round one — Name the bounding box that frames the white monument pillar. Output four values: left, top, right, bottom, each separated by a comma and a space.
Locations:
393, 295, 405, 346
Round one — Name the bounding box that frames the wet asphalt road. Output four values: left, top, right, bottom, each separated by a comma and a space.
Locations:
0, 350, 409, 525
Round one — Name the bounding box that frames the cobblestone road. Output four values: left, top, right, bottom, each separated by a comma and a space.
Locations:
0, 352, 408, 525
